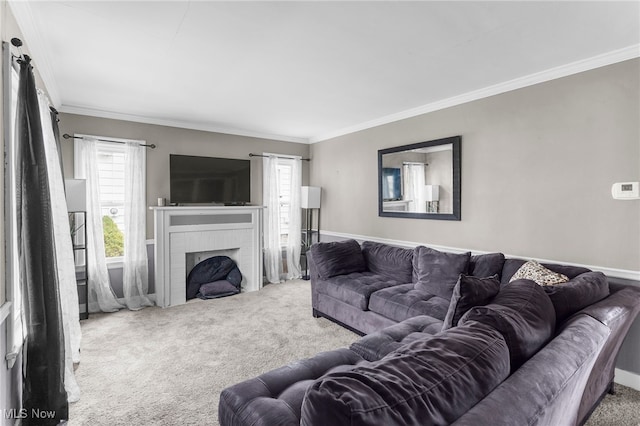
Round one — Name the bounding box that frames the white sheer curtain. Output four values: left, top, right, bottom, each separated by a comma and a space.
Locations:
38, 91, 81, 402
263, 155, 282, 283
285, 158, 302, 280
262, 155, 302, 283
403, 163, 427, 213
123, 142, 153, 310
6, 65, 24, 370
75, 140, 124, 313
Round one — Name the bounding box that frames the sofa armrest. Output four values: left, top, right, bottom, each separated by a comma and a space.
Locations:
578, 285, 640, 328
575, 284, 640, 424
307, 251, 321, 310
452, 315, 609, 426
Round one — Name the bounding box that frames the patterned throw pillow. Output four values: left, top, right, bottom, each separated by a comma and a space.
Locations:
509, 260, 569, 286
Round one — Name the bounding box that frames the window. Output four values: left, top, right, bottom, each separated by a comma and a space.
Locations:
74, 136, 144, 262
277, 161, 293, 246
96, 143, 126, 259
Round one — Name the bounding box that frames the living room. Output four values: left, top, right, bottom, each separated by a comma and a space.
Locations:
1, 1, 639, 425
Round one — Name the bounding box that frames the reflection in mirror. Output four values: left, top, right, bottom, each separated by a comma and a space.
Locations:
378, 136, 460, 220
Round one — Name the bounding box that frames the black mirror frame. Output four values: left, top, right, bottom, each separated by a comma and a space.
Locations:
378, 135, 461, 221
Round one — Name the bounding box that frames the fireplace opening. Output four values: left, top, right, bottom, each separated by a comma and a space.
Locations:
186, 255, 242, 300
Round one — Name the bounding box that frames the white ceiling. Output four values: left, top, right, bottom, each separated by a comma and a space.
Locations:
10, 1, 640, 144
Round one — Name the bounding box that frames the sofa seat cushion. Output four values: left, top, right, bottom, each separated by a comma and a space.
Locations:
460, 279, 556, 370
301, 322, 510, 426
413, 246, 471, 299
368, 284, 450, 323
362, 241, 414, 283
219, 348, 367, 426
350, 315, 444, 362
314, 272, 405, 310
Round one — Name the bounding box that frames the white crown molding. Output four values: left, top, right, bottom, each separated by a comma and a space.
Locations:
309, 45, 640, 144
9, 0, 638, 146
8, 1, 61, 107
321, 230, 640, 282
58, 104, 309, 144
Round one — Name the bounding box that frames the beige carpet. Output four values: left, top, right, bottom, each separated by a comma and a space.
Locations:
70, 280, 640, 425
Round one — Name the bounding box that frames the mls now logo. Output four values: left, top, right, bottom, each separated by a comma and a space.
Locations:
2, 409, 26, 419
3, 408, 56, 419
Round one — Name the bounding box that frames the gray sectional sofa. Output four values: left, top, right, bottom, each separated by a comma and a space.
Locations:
219, 239, 640, 426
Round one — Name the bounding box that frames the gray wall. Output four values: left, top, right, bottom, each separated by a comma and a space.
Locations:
58, 114, 311, 305
58, 113, 311, 239
311, 59, 640, 376
310, 59, 640, 272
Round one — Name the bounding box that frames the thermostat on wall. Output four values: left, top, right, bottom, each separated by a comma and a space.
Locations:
611, 182, 640, 200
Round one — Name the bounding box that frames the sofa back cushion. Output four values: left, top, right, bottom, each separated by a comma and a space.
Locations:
362, 241, 414, 283
413, 246, 471, 299
309, 239, 366, 279
468, 253, 505, 279
301, 322, 510, 426
501, 258, 590, 286
459, 279, 556, 370
543, 271, 610, 323
442, 274, 501, 331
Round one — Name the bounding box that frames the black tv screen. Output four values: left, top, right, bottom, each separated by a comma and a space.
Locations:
170, 154, 251, 204
382, 167, 402, 201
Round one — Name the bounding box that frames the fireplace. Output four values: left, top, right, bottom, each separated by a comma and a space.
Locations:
152, 206, 264, 307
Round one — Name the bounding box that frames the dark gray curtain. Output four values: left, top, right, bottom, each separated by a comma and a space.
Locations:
49, 106, 65, 185
15, 55, 68, 424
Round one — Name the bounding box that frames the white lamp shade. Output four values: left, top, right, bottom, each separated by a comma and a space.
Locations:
65, 179, 87, 211
425, 185, 440, 202
301, 186, 321, 209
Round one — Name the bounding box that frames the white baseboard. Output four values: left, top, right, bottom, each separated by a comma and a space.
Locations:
320, 230, 640, 282
615, 368, 640, 391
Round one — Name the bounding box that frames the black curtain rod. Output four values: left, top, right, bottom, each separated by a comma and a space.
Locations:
63, 133, 156, 149
10, 38, 27, 63
249, 153, 310, 161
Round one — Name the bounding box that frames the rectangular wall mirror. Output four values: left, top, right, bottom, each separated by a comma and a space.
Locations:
378, 136, 461, 220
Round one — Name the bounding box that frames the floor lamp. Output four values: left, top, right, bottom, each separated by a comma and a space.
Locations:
65, 179, 89, 319
301, 186, 321, 280
426, 184, 439, 213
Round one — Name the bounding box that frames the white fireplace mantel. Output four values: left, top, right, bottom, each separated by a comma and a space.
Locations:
151, 206, 264, 308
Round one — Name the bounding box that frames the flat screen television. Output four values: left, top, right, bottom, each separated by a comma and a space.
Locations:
382, 167, 402, 201
170, 154, 251, 205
